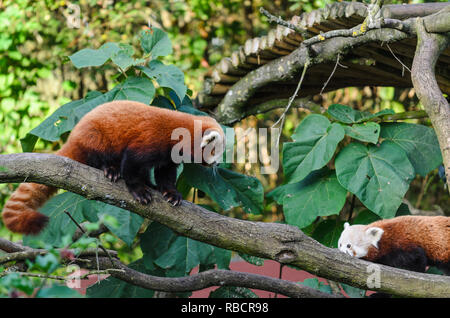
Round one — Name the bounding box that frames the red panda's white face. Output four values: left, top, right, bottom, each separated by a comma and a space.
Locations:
338, 222, 384, 258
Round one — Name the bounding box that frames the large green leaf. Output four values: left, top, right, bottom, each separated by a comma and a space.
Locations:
344, 122, 380, 144
20, 91, 104, 151
103, 76, 155, 105
380, 123, 442, 176
139, 60, 186, 101
299, 278, 333, 294
110, 43, 145, 71
327, 104, 394, 124
140, 28, 172, 59
181, 164, 264, 214
280, 168, 347, 229
69, 42, 120, 69
140, 222, 231, 274
140, 222, 178, 271
310, 219, 345, 248
335, 141, 415, 219
283, 114, 345, 184
23, 191, 143, 248
21, 76, 155, 151
238, 253, 264, 266
23, 192, 91, 248
37, 285, 83, 298
85, 202, 144, 247
153, 236, 216, 277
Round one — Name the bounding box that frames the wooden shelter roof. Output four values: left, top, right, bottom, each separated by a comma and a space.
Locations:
197, 1, 450, 111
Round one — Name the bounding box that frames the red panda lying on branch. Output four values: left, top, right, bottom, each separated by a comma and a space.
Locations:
2, 101, 225, 235
338, 215, 450, 275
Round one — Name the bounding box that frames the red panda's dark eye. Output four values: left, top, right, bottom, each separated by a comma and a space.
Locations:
347, 244, 351, 248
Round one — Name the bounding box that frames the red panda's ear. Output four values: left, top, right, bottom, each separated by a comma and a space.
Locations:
201, 130, 220, 148
344, 222, 350, 229
365, 227, 384, 248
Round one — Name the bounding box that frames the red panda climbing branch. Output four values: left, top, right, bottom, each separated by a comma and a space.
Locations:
2, 100, 225, 235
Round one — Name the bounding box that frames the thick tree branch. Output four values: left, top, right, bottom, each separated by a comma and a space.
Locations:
411, 19, 450, 192
0, 236, 335, 298
1, 153, 449, 297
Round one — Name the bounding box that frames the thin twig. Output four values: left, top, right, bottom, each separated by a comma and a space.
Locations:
0, 268, 125, 281
272, 58, 310, 148
64, 210, 116, 268
385, 43, 411, 75
259, 7, 309, 38
320, 53, 341, 95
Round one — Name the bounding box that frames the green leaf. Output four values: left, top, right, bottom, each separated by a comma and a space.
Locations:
85, 202, 144, 247
140, 222, 230, 274
281, 168, 347, 229
139, 60, 187, 99
69, 42, 120, 69
21, 91, 104, 151
380, 123, 442, 176
209, 286, 258, 298
139, 60, 186, 101
213, 247, 232, 270
140, 28, 172, 59
34, 253, 60, 273
0, 273, 35, 295
153, 236, 216, 277
351, 209, 381, 225
299, 278, 333, 294
110, 44, 137, 71
327, 104, 394, 124
283, 114, 345, 184
87, 259, 160, 298
335, 141, 415, 219
181, 164, 264, 214
311, 219, 345, 248
396, 202, 411, 216
238, 253, 265, 266
151, 95, 176, 110
21, 77, 155, 151
104, 76, 155, 106
23, 192, 91, 248
140, 222, 178, 271
340, 283, 366, 298
344, 122, 380, 144
37, 285, 82, 298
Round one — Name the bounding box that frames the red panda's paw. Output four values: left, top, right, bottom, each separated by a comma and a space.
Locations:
103, 166, 121, 183
129, 184, 153, 205
162, 189, 182, 206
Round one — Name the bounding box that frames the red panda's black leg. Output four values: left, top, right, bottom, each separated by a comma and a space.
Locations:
120, 150, 154, 205
154, 163, 182, 206
86, 151, 122, 182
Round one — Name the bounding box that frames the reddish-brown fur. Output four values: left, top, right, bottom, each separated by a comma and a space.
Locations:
365, 215, 450, 264
2, 101, 224, 235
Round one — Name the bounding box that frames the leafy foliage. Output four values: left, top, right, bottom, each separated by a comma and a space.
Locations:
3, 25, 257, 298
272, 104, 442, 231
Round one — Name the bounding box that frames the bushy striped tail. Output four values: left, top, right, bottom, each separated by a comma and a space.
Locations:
1, 146, 80, 235
2, 183, 57, 234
